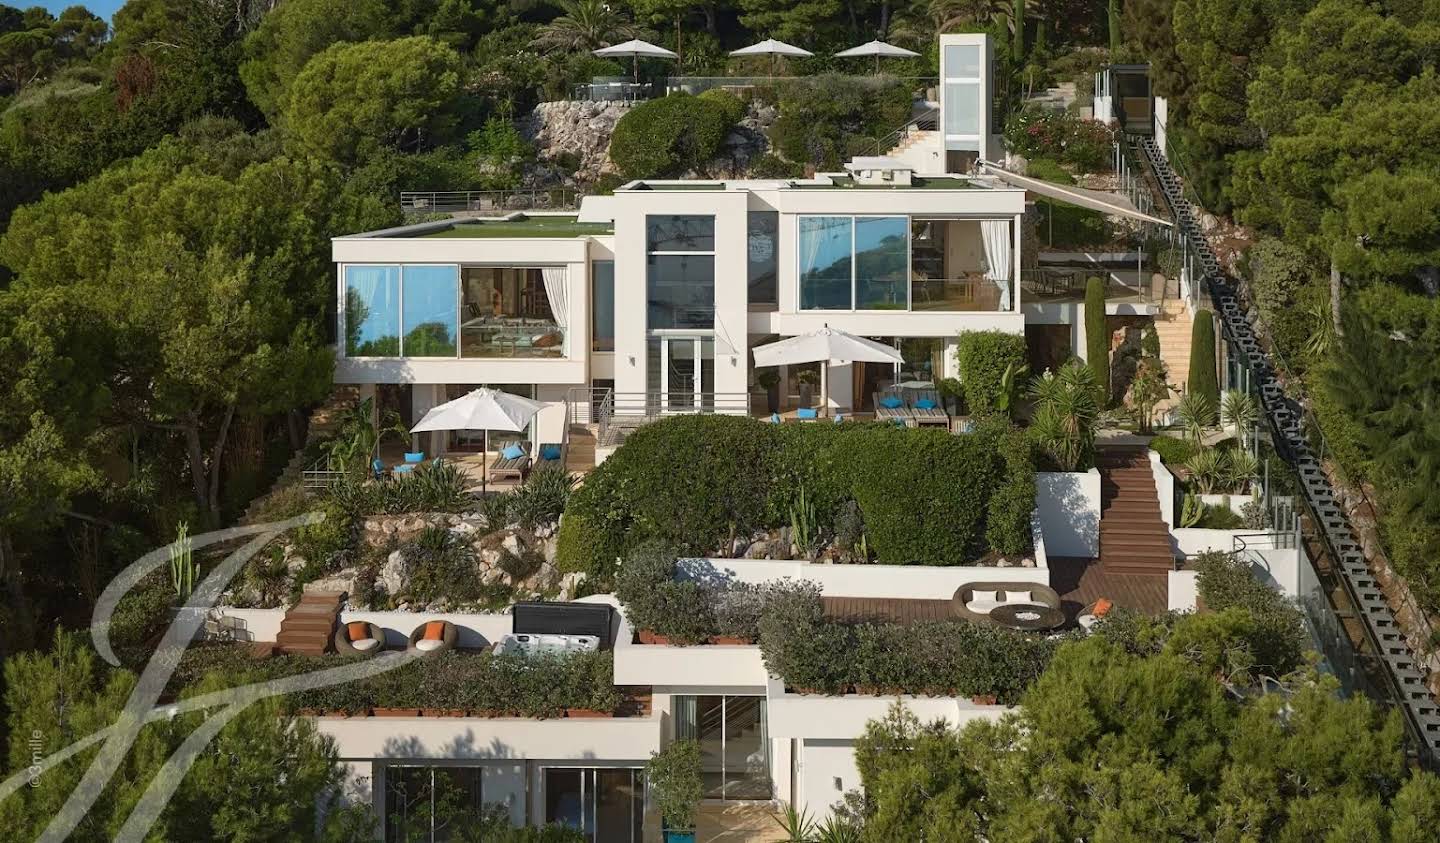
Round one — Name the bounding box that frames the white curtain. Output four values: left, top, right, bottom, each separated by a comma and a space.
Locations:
540, 267, 568, 329
981, 219, 1013, 311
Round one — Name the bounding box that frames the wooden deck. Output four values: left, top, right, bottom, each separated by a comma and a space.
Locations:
1048, 556, 1170, 622
822, 595, 953, 624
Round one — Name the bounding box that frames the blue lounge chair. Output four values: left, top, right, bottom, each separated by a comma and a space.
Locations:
404, 451, 425, 463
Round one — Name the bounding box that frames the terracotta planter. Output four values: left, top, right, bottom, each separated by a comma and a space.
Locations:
637, 630, 670, 645
565, 708, 614, 718
295, 708, 320, 717
469, 709, 502, 718
708, 635, 753, 645
971, 694, 998, 706
371, 707, 421, 717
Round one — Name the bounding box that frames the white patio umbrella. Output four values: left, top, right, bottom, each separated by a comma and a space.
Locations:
834, 39, 920, 74
752, 327, 903, 413
729, 38, 813, 79
593, 39, 678, 83
411, 388, 546, 493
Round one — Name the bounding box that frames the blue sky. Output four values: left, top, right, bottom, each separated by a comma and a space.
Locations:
32, 0, 126, 22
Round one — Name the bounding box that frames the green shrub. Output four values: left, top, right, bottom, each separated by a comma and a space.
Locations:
1248, 237, 1313, 323
1149, 434, 1196, 466
507, 463, 575, 529
1024, 157, 1075, 185
1192, 550, 1307, 676
1005, 108, 1113, 171
696, 88, 745, 125
767, 75, 911, 169
613, 542, 715, 645
647, 740, 703, 832
757, 585, 1059, 702
609, 93, 740, 179
1084, 276, 1110, 404
326, 462, 472, 515
401, 526, 481, 605
986, 426, 1036, 556
749, 152, 804, 178
955, 330, 1028, 416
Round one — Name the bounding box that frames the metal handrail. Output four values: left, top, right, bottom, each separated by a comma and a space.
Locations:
400, 189, 582, 214
868, 106, 940, 157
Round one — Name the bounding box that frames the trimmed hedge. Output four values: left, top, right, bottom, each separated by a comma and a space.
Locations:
174, 646, 621, 718
1188, 309, 1220, 418
557, 416, 1034, 579
954, 329, 1028, 416
757, 586, 1058, 702
609, 92, 741, 179
1084, 276, 1110, 404
1149, 434, 1197, 467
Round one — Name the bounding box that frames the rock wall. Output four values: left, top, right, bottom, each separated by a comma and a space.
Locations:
520, 98, 779, 186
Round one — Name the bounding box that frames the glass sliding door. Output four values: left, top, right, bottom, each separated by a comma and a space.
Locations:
383, 765, 485, 843
543, 767, 645, 843
647, 337, 715, 412
854, 216, 909, 310
345, 265, 401, 356
402, 265, 459, 357
799, 216, 852, 310
677, 696, 772, 800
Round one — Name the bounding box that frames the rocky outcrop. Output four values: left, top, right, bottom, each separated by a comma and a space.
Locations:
520, 98, 780, 186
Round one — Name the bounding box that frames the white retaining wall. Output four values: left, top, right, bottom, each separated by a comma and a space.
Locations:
679, 555, 1049, 599
1034, 469, 1102, 558
1150, 450, 1175, 529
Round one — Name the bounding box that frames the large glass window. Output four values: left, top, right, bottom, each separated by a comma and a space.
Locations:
344, 265, 401, 356
402, 265, 459, 357
944, 83, 981, 136
647, 215, 714, 251
798, 216, 852, 310
854, 216, 909, 309
592, 260, 615, 351
675, 695, 771, 800
544, 768, 645, 843
460, 267, 564, 358
383, 765, 484, 842
943, 44, 981, 77
647, 255, 715, 329
911, 219, 1010, 312
747, 212, 778, 305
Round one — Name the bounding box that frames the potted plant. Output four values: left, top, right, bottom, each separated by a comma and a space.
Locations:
647, 739, 702, 843
756, 370, 781, 414
796, 368, 818, 409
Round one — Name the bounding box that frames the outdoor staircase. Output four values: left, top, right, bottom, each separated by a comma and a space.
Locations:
565, 424, 598, 473
1097, 447, 1174, 576
275, 591, 343, 656
1134, 134, 1440, 763
239, 385, 359, 525
884, 129, 937, 158
1152, 298, 1192, 416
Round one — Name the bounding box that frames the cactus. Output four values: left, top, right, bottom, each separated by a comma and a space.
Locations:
1180, 494, 1203, 528
169, 521, 196, 601
789, 485, 816, 557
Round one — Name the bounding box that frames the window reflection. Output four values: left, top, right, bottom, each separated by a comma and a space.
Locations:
401, 265, 458, 357
677, 695, 771, 800
855, 216, 908, 309
798, 216, 852, 310
344, 265, 401, 356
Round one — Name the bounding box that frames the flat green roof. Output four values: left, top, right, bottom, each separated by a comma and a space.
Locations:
629, 182, 727, 191
415, 216, 613, 238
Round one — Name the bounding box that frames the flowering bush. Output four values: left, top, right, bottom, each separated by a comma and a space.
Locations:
1005, 109, 1113, 173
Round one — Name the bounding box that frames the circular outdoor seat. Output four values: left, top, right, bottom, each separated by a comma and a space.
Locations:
334, 621, 385, 656
407, 620, 459, 655
952, 581, 1063, 627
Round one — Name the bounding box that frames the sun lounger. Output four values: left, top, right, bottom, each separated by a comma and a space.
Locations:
490, 440, 532, 481
873, 392, 913, 426
536, 442, 566, 466
908, 389, 949, 427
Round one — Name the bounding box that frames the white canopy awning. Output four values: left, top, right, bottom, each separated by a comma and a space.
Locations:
752, 327, 903, 367
834, 40, 920, 58
979, 160, 1173, 227
730, 39, 813, 58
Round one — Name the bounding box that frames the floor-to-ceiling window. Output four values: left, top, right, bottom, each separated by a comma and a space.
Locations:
383, 765, 485, 842
674, 695, 772, 800
402, 265, 460, 356
345, 265, 402, 356
647, 215, 715, 329
854, 216, 909, 309
646, 337, 715, 410
592, 260, 615, 351
543, 767, 645, 843
460, 267, 565, 358
748, 211, 778, 306
798, 216, 853, 310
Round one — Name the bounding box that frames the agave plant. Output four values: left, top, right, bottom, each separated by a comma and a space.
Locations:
1221, 448, 1260, 494
1183, 447, 1224, 494
1174, 390, 1216, 446
1220, 389, 1258, 440
773, 803, 818, 843
814, 815, 862, 843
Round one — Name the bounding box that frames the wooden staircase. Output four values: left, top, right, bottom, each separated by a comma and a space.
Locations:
1097, 448, 1175, 576
275, 592, 343, 656
565, 424, 597, 473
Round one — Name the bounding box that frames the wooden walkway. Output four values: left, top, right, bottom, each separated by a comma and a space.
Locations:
822, 595, 953, 624
1048, 556, 1169, 622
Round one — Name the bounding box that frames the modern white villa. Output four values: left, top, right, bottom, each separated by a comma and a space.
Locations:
262, 33, 1297, 843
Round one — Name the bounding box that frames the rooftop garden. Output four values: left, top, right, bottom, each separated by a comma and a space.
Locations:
556, 413, 1036, 582
414, 215, 613, 238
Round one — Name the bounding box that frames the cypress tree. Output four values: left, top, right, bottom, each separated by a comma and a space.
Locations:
1085, 276, 1110, 405
1188, 309, 1220, 419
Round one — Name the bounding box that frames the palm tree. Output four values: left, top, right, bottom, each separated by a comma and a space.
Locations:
531, 0, 640, 52
1027, 360, 1100, 472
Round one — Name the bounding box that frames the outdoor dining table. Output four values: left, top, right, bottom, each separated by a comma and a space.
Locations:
990, 603, 1066, 631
